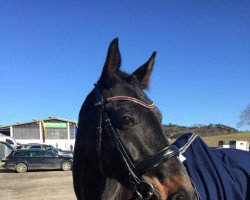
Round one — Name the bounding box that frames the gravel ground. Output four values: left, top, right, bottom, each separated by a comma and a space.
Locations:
0, 167, 76, 200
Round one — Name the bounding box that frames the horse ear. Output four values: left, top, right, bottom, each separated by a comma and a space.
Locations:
99, 38, 121, 87
132, 52, 156, 89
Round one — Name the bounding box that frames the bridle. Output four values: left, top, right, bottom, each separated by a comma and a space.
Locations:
94, 85, 201, 200
94, 85, 180, 200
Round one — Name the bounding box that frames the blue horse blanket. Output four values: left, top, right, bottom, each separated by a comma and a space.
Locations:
173, 133, 250, 200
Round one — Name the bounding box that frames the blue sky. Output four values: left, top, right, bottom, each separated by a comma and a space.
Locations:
0, 0, 249, 131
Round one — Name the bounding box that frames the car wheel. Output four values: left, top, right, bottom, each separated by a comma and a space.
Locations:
61, 161, 72, 171
16, 163, 28, 173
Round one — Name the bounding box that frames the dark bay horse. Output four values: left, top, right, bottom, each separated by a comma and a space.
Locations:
73, 38, 199, 200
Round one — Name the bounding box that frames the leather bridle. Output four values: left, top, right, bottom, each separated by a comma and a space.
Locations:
94, 85, 180, 200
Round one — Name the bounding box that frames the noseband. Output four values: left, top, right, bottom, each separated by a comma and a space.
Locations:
94, 86, 180, 199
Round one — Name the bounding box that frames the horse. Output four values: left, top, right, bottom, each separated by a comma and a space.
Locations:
73, 38, 199, 200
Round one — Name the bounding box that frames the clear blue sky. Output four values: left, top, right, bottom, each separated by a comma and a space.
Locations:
0, 0, 249, 131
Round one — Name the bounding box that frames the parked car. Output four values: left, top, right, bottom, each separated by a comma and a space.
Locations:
2, 149, 73, 173
0, 133, 17, 150
19, 143, 73, 156
0, 141, 13, 166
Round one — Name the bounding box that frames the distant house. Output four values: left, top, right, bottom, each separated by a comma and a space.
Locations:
0, 117, 77, 151
218, 140, 249, 151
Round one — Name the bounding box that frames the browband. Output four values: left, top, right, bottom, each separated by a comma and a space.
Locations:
106, 96, 155, 109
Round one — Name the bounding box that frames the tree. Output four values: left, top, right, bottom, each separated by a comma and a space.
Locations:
237, 104, 250, 127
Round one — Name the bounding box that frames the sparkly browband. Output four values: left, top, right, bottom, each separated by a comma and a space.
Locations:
106, 96, 155, 109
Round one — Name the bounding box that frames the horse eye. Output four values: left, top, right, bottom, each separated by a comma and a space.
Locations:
120, 116, 133, 125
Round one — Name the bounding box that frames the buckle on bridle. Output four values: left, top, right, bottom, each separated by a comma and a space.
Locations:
94, 101, 104, 107
131, 181, 154, 200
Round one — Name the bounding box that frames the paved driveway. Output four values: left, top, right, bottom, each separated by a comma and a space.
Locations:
0, 167, 76, 200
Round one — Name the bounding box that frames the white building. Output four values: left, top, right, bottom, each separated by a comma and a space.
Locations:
218, 140, 249, 151
0, 117, 77, 151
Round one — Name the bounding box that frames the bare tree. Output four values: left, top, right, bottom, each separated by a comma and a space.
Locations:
237, 104, 250, 127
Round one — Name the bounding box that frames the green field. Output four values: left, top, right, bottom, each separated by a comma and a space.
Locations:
201, 132, 250, 147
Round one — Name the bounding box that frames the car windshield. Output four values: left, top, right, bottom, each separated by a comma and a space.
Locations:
47, 145, 58, 154
29, 146, 41, 149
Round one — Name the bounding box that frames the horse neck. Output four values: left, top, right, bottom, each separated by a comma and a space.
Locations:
102, 178, 132, 200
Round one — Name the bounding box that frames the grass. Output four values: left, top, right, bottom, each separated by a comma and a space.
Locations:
201, 132, 250, 147
169, 132, 250, 147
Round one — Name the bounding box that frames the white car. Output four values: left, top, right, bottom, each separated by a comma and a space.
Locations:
0, 133, 17, 149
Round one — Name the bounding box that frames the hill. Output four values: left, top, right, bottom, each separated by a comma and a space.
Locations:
163, 123, 239, 139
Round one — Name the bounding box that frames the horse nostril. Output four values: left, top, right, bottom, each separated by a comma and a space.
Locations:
169, 190, 186, 200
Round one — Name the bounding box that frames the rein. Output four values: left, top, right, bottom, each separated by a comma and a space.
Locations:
94, 86, 180, 200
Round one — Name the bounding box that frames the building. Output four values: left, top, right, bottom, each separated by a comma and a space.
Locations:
0, 117, 77, 151
218, 140, 249, 151
218, 141, 230, 149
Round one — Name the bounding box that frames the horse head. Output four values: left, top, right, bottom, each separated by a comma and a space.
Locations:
73, 38, 198, 200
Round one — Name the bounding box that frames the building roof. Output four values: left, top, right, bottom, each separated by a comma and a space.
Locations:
0, 117, 78, 128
